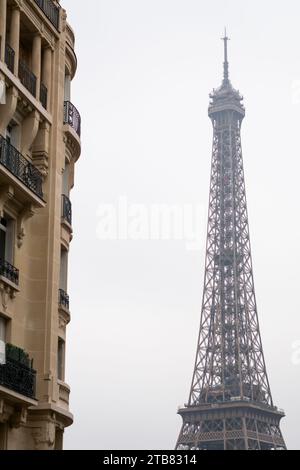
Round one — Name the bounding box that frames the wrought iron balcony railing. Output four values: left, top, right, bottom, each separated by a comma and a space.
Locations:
0, 344, 36, 399
40, 83, 48, 109
64, 101, 81, 138
0, 259, 19, 285
62, 194, 72, 225
33, 0, 60, 30
19, 59, 37, 97
59, 288, 69, 310
0, 135, 43, 199
5, 43, 15, 73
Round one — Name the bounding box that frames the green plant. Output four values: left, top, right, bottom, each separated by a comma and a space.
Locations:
5, 344, 32, 368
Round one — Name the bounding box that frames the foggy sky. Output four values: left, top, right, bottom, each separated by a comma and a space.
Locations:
62, 0, 300, 449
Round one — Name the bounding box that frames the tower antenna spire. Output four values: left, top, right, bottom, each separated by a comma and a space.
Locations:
222, 27, 230, 83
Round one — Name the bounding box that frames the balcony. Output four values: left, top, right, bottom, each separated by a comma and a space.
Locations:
0, 344, 36, 399
40, 83, 48, 109
64, 101, 81, 138
62, 194, 72, 226
18, 59, 36, 97
5, 44, 15, 74
59, 288, 69, 310
33, 0, 60, 30
0, 259, 19, 285
0, 135, 43, 199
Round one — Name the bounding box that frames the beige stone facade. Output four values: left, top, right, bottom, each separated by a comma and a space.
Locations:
0, 0, 80, 449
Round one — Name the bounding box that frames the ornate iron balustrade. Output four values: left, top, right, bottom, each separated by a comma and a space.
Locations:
18, 59, 37, 97
64, 101, 81, 137
0, 259, 19, 285
62, 194, 72, 225
33, 0, 60, 30
5, 43, 15, 73
40, 83, 48, 109
59, 289, 69, 310
0, 344, 36, 399
0, 135, 43, 199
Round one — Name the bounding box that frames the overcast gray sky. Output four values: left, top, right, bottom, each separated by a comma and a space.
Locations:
62, 0, 300, 450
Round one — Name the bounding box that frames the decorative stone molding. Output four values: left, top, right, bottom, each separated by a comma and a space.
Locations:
21, 110, 40, 157
61, 221, 73, 249
32, 153, 49, 178
65, 43, 77, 79
32, 121, 50, 178
58, 307, 70, 330
61, 10, 67, 32
0, 399, 32, 428
9, 406, 28, 428
16, 96, 34, 116
0, 185, 14, 218
0, 85, 18, 135
0, 277, 19, 311
17, 203, 35, 248
66, 23, 75, 49
64, 131, 81, 163
0, 399, 12, 423
58, 381, 70, 407
32, 421, 56, 450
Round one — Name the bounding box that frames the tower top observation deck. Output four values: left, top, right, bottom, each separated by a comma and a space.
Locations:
208, 29, 245, 119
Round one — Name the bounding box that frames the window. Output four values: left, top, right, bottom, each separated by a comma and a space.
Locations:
0, 423, 7, 450
62, 161, 70, 196
59, 248, 68, 292
57, 338, 65, 381
0, 317, 6, 341
0, 316, 6, 365
55, 428, 64, 450
6, 124, 20, 149
0, 216, 15, 264
64, 73, 71, 102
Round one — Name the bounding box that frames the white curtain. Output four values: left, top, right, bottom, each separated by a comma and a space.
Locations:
0, 79, 6, 104
0, 318, 6, 365
0, 341, 5, 365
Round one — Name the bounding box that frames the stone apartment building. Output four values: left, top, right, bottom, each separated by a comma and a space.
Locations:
0, 0, 81, 449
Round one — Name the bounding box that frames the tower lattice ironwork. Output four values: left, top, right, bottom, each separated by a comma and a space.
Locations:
176, 33, 286, 451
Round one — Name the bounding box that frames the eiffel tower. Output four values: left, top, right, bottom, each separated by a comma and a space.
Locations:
176, 33, 286, 450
